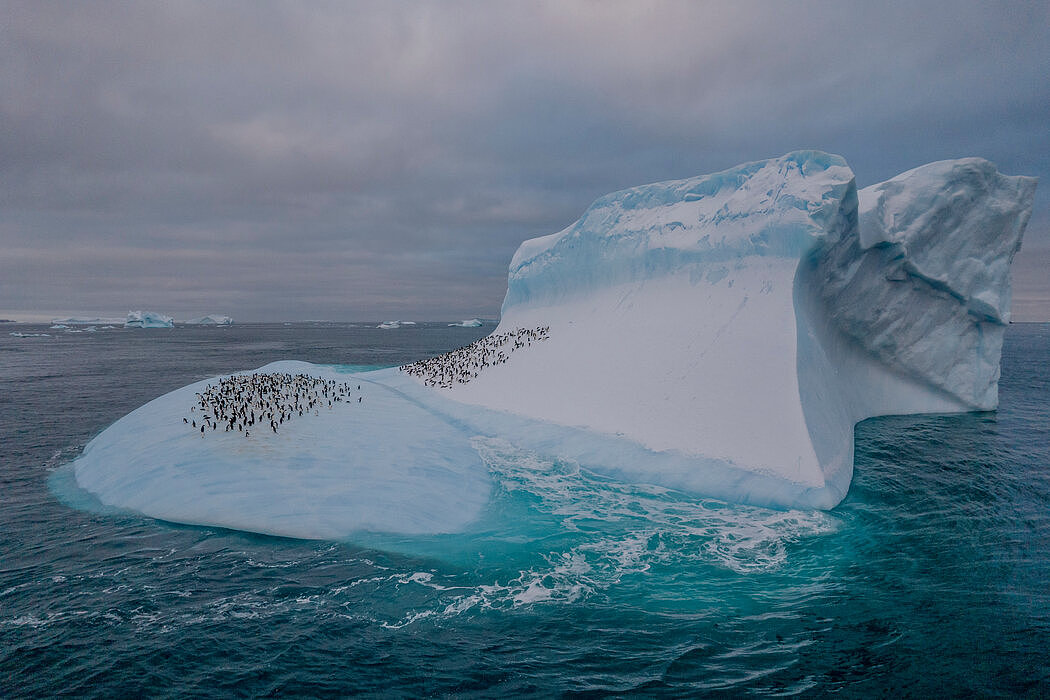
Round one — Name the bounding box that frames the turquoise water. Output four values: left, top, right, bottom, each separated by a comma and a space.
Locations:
2, 322, 1048, 696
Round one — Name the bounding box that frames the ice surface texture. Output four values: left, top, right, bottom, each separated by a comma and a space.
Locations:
72, 151, 1035, 538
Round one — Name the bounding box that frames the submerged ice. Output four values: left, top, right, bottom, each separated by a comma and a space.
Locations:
70, 151, 1036, 538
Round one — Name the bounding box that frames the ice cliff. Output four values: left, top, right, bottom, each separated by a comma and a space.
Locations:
70, 151, 1035, 539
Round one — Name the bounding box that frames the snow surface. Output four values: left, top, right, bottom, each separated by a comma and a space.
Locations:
124, 311, 173, 328
71, 151, 1035, 538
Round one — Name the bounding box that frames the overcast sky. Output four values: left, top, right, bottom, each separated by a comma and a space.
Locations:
2, 1, 1048, 321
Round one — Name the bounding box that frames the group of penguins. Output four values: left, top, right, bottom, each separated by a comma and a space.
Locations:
399, 326, 550, 389
184, 372, 361, 438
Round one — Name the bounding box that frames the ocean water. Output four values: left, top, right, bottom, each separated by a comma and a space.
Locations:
1, 322, 1048, 697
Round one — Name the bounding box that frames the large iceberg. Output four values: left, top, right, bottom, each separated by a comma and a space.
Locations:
69, 151, 1035, 538
124, 310, 174, 328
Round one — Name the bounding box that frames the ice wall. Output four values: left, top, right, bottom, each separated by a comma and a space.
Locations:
813, 159, 1035, 411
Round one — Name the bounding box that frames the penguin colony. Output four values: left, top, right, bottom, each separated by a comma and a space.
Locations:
399, 326, 550, 388
185, 372, 360, 437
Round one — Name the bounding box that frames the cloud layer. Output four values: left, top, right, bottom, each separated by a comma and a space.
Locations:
3, 1, 1048, 320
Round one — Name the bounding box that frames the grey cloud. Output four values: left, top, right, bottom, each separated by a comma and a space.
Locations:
1, 0, 1047, 320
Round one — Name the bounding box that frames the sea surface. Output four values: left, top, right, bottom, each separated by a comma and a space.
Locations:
1, 321, 1048, 697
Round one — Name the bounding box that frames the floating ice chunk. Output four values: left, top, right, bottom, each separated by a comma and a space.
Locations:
124, 311, 173, 328
377, 320, 416, 329
449, 318, 484, 327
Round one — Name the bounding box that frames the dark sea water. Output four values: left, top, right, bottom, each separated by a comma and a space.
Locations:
2, 322, 1048, 697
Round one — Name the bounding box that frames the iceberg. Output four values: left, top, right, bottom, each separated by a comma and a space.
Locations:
124, 311, 174, 328
449, 318, 484, 327
51, 316, 125, 325
184, 315, 233, 326
70, 151, 1035, 539
377, 320, 416, 329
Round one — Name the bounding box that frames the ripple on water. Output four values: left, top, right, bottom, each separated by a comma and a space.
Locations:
3, 323, 1048, 696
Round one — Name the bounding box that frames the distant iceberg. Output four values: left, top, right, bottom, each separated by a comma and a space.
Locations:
377, 320, 416, 329
70, 151, 1035, 540
51, 317, 124, 326
184, 315, 233, 326
124, 311, 173, 328
449, 318, 484, 327
52, 323, 99, 332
